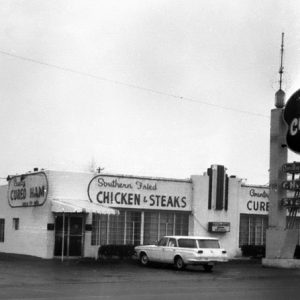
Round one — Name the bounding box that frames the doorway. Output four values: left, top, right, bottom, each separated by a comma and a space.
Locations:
54, 214, 84, 257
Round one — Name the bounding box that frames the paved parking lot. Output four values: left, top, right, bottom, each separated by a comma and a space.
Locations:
1, 254, 300, 299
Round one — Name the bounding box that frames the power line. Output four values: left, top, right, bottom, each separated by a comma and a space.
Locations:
0, 50, 269, 118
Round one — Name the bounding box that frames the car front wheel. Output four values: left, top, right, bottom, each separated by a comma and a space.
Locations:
174, 256, 185, 270
140, 253, 149, 266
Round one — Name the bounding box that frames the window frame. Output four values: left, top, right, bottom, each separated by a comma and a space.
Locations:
13, 218, 19, 230
0, 219, 5, 242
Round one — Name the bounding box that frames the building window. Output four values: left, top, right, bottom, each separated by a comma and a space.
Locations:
13, 218, 19, 230
91, 214, 101, 246
91, 210, 189, 246
239, 215, 300, 247
239, 214, 268, 246
174, 213, 189, 236
0, 219, 5, 242
110, 211, 126, 244
159, 212, 174, 237
91, 211, 126, 245
144, 211, 189, 245
125, 211, 141, 245
144, 211, 159, 244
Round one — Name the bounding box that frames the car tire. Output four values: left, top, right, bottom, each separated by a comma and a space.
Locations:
174, 256, 185, 270
203, 265, 213, 272
140, 253, 149, 266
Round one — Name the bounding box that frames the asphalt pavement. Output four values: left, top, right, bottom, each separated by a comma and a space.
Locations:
1, 253, 300, 300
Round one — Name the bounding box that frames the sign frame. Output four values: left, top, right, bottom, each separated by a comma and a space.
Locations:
7, 172, 48, 208
87, 174, 192, 211
208, 222, 230, 233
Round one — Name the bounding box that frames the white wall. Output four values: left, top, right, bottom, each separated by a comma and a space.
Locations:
190, 175, 242, 258
0, 183, 54, 258
1, 169, 265, 259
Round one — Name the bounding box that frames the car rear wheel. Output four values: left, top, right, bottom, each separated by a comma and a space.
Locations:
140, 253, 149, 266
203, 265, 213, 272
174, 256, 185, 270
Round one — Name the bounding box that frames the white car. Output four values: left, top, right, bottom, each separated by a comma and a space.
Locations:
134, 236, 228, 272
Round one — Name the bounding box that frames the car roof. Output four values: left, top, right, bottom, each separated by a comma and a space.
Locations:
163, 236, 219, 240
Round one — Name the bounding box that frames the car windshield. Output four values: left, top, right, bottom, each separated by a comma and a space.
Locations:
197, 239, 220, 249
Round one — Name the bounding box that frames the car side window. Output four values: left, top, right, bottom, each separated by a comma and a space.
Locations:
168, 238, 177, 247
178, 238, 197, 248
198, 239, 220, 249
158, 237, 168, 246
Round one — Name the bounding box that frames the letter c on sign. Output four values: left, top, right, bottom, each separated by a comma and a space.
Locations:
290, 118, 298, 136
96, 192, 103, 203
247, 201, 252, 211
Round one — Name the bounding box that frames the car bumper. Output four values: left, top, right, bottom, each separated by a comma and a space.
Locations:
186, 257, 228, 265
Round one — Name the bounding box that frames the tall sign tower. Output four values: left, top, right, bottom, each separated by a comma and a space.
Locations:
263, 33, 300, 268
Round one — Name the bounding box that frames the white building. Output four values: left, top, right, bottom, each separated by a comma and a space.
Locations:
0, 165, 271, 259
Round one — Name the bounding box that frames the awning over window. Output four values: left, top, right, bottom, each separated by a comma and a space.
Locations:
51, 198, 119, 215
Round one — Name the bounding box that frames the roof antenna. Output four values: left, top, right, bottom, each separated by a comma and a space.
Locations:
275, 32, 286, 108
279, 32, 285, 90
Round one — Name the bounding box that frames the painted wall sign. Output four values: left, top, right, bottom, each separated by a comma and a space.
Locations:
240, 186, 269, 215
87, 175, 192, 211
8, 172, 48, 207
282, 162, 300, 174
208, 222, 230, 233
283, 89, 300, 154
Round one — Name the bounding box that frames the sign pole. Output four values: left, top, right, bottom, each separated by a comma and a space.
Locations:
61, 211, 65, 262
264, 84, 300, 266
268, 108, 287, 230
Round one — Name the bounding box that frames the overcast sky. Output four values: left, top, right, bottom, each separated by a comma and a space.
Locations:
1, 0, 300, 185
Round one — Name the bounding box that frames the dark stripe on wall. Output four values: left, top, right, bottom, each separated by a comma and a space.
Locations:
216, 165, 225, 210
207, 168, 212, 209
225, 175, 229, 210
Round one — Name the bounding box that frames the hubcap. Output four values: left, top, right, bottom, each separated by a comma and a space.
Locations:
141, 255, 148, 264
177, 259, 183, 268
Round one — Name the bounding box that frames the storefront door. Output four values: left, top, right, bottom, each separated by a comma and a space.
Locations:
54, 214, 84, 257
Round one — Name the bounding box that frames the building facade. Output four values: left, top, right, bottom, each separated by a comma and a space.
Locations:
0, 165, 274, 259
